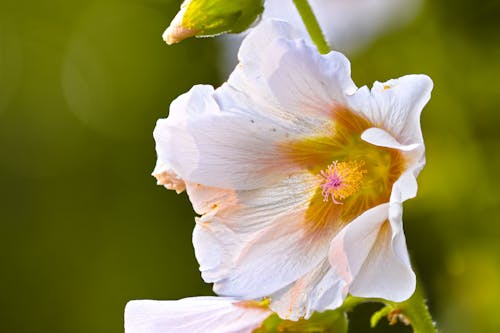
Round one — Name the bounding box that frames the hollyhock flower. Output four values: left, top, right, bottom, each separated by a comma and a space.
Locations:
219, 0, 421, 75
265, 0, 421, 51
153, 20, 432, 319
125, 297, 271, 333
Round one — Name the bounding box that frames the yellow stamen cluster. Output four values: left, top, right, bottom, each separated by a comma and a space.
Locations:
280, 107, 405, 235
320, 160, 367, 204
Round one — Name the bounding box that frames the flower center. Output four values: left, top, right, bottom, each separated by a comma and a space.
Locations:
320, 160, 367, 204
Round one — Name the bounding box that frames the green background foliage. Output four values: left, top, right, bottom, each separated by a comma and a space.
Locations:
0, 0, 499, 332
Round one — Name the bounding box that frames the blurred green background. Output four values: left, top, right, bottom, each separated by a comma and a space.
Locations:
1, 0, 499, 332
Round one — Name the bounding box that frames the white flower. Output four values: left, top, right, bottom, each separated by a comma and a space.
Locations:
125, 297, 271, 333
219, 0, 421, 74
153, 20, 433, 319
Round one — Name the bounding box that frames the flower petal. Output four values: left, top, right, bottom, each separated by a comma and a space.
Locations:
263, 42, 356, 115
230, 20, 357, 121
329, 203, 415, 302
390, 163, 423, 203
360, 126, 425, 203
152, 161, 186, 193
270, 259, 347, 320
351, 75, 432, 203
347, 74, 433, 146
154, 85, 306, 190
189, 173, 335, 300
361, 127, 420, 151
125, 297, 271, 333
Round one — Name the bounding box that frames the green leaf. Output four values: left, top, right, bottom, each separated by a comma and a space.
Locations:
253, 310, 348, 333
164, 0, 264, 44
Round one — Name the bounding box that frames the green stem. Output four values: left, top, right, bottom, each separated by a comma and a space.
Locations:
340, 283, 438, 333
396, 286, 438, 333
292, 0, 330, 54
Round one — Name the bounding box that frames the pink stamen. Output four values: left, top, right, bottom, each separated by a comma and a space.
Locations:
319, 160, 367, 204
320, 163, 343, 204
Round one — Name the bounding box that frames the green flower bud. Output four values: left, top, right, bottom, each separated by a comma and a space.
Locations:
163, 0, 264, 44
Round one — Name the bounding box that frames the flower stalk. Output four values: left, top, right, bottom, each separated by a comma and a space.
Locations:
342, 282, 438, 333
292, 0, 330, 54
393, 285, 438, 333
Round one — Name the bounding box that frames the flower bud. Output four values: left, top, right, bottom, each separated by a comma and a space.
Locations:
163, 0, 264, 44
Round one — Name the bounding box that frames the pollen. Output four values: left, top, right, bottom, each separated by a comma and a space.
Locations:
320, 160, 367, 204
